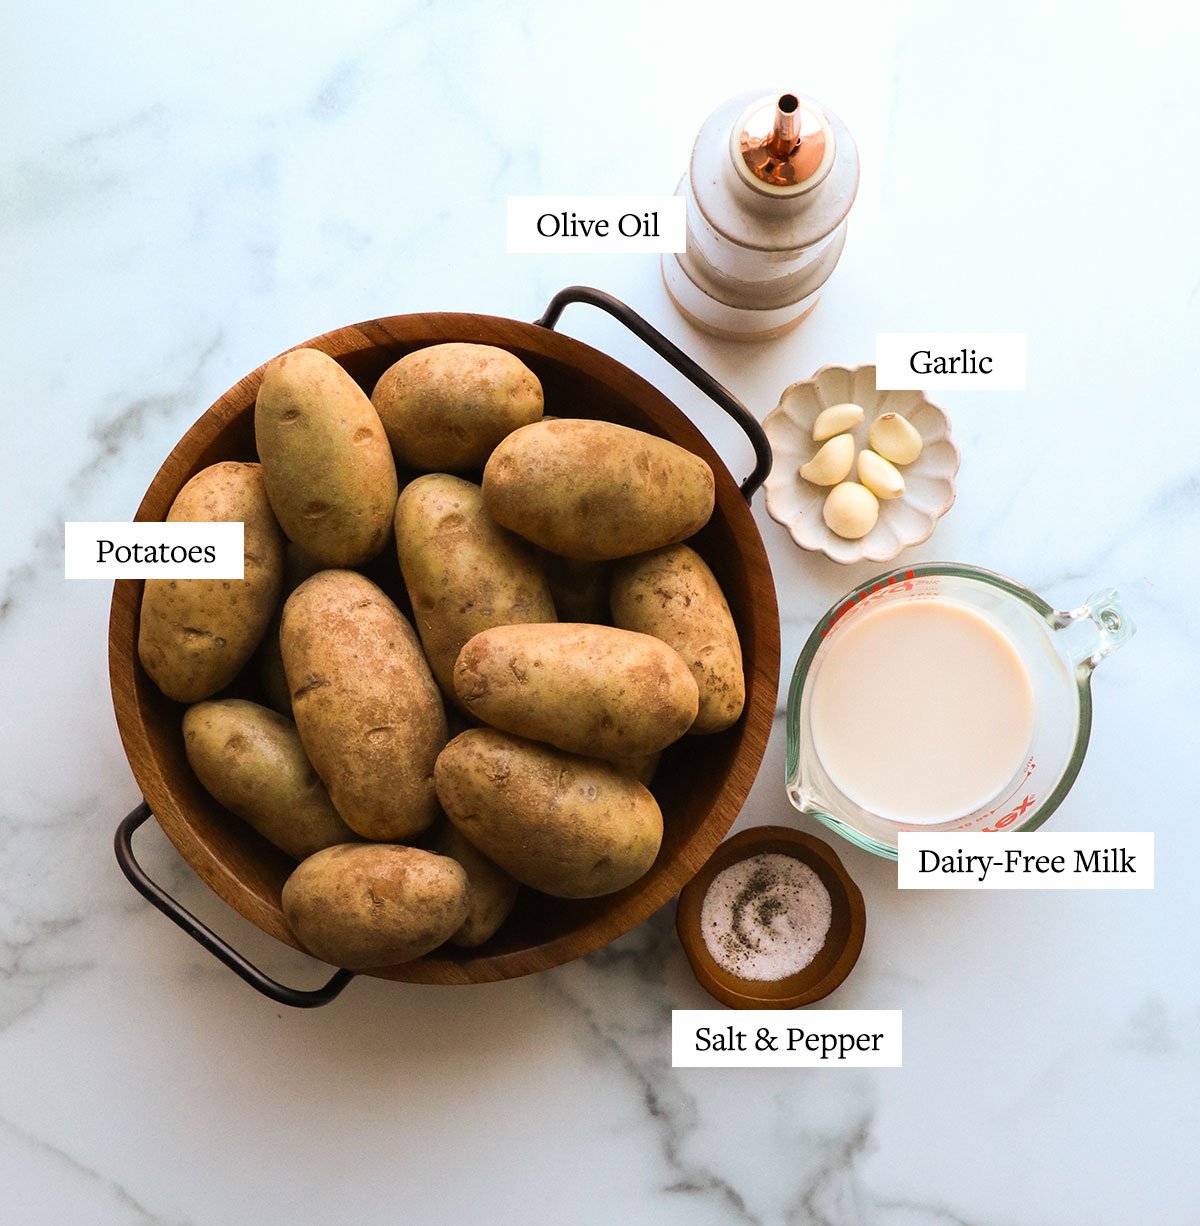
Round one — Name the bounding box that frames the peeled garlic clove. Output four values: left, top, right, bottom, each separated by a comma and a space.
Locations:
812, 402, 865, 442
867, 412, 923, 465
799, 433, 855, 486
822, 482, 879, 540
857, 449, 905, 500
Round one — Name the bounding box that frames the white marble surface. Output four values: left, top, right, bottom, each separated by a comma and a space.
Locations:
2, 1, 1198, 1222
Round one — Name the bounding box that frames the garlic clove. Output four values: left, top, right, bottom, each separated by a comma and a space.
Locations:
798, 433, 855, 486
867, 412, 923, 465
857, 449, 905, 499
822, 482, 879, 540
812, 402, 865, 442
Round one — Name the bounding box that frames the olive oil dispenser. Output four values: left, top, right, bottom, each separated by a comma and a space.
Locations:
663, 90, 860, 340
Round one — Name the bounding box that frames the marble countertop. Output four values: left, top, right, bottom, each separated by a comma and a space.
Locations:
3, 2, 1197, 1222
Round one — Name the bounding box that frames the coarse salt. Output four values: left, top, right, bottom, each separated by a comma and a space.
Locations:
700, 853, 832, 981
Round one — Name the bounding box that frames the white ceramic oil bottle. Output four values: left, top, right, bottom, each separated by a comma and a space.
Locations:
662, 90, 860, 340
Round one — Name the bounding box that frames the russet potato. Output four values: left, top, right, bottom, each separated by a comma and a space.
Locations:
453, 622, 699, 758
394, 474, 555, 702
255, 347, 397, 566
434, 729, 663, 899
481, 418, 714, 560
281, 570, 446, 841
611, 544, 744, 735
138, 461, 284, 703
282, 844, 469, 968
182, 698, 357, 859
372, 342, 543, 472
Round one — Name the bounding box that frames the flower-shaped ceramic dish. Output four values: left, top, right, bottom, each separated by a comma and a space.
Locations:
763, 364, 960, 564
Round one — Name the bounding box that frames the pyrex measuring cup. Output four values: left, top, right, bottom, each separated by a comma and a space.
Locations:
786, 563, 1134, 859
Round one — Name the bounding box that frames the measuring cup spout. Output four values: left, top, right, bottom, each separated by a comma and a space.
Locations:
1050, 588, 1135, 673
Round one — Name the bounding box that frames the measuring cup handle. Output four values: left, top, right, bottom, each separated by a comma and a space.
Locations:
1051, 588, 1135, 672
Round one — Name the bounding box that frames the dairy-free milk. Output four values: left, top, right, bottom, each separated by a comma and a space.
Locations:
810, 599, 1035, 823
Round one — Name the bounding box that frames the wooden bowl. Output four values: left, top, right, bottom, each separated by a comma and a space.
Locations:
108, 311, 780, 985
676, 825, 865, 1008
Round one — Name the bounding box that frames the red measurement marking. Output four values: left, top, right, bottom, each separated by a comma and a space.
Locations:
982, 758, 1037, 819
982, 794, 1037, 832
820, 569, 916, 638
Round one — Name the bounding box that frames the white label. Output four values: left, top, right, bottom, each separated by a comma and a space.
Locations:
506, 195, 686, 253
898, 832, 1154, 889
672, 1010, 902, 1068
64, 521, 245, 579
875, 332, 1027, 389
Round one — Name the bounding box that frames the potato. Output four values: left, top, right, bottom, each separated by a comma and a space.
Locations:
372, 343, 542, 471
281, 570, 446, 840
394, 474, 555, 700
257, 543, 325, 716
434, 730, 662, 899
182, 699, 357, 859
430, 822, 519, 948
611, 544, 745, 735
539, 552, 611, 624
482, 419, 714, 560
138, 462, 284, 703
282, 844, 469, 969
454, 623, 699, 758
612, 752, 661, 787
254, 347, 398, 566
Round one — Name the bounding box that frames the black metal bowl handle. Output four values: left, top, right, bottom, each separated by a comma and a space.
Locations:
535, 286, 772, 501
115, 802, 354, 1008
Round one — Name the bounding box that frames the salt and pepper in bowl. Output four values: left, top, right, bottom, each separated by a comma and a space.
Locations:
676, 826, 866, 1009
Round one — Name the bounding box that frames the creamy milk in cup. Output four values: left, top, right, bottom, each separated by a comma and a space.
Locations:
786, 564, 1133, 859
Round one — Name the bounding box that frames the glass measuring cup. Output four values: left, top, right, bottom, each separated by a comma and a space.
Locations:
786, 563, 1134, 859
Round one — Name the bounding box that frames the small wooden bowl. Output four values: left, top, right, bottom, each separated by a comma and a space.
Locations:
676, 825, 865, 1009
108, 311, 780, 985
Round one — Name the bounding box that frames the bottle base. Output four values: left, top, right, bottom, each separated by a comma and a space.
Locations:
661, 255, 821, 341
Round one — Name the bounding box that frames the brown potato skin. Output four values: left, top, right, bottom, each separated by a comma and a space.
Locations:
430, 822, 519, 948
481, 419, 715, 560
612, 752, 661, 787
281, 570, 446, 840
372, 343, 543, 471
611, 544, 745, 735
255, 348, 398, 566
182, 699, 357, 859
138, 461, 284, 703
434, 730, 663, 899
454, 623, 699, 759
394, 474, 556, 701
282, 844, 469, 969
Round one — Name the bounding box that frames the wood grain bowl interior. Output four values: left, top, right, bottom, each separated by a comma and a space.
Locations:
108, 311, 780, 985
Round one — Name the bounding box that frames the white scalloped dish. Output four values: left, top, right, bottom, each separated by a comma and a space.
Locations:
763, 365, 960, 564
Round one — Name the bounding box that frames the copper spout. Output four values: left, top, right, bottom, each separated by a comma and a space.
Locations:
739, 92, 828, 189
766, 94, 800, 158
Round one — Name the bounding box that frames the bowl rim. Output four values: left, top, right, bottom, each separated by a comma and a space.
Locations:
108, 309, 781, 985
762, 362, 960, 564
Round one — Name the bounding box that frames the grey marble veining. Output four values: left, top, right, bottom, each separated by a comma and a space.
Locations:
1, 1, 1196, 1223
